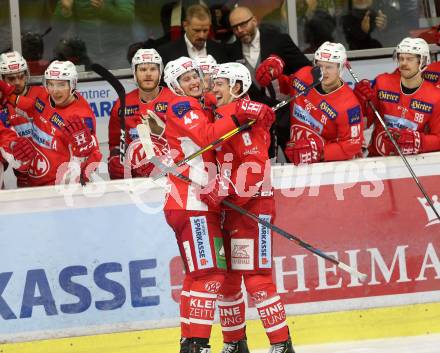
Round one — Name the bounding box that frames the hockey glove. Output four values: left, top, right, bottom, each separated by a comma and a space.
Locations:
0, 80, 15, 105
234, 97, 275, 129
108, 153, 126, 179
285, 137, 324, 165
256, 55, 285, 87
394, 128, 422, 155
353, 79, 375, 103
196, 175, 230, 210
63, 116, 97, 158
10, 137, 36, 172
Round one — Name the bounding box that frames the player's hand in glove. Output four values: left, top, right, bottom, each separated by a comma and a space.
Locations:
393, 128, 421, 155
108, 153, 127, 179
0, 80, 15, 105
285, 136, 324, 165
234, 97, 275, 129
80, 149, 102, 183
256, 55, 285, 87
10, 137, 36, 171
196, 175, 230, 210
63, 116, 97, 158
353, 79, 374, 103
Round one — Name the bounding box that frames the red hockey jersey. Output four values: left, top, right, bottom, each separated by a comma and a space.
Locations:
16, 91, 100, 186
368, 71, 440, 156
423, 62, 440, 88
108, 86, 175, 176
283, 66, 363, 161
164, 95, 249, 211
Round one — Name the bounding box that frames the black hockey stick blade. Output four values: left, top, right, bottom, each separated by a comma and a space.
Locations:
90, 63, 127, 163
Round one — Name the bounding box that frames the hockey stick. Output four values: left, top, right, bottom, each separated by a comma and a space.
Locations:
346, 62, 440, 221
142, 139, 367, 282
152, 66, 323, 181
90, 63, 127, 164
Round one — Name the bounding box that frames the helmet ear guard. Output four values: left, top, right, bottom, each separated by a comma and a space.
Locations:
314, 41, 347, 76
212, 62, 251, 99
163, 57, 203, 96
44, 60, 78, 95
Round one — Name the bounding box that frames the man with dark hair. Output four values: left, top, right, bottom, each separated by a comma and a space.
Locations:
157, 4, 229, 67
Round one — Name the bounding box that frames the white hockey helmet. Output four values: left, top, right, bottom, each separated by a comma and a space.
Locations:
164, 56, 202, 95
44, 60, 78, 94
212, 62, 251, 98
131, 48, 164, 81
395, 37, 431, 71
0, 51, 28, 76
314, 41, 347, 75
195, 55, 218, 75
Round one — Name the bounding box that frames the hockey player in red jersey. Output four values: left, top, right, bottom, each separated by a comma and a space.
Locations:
0, 51, 46, 186
196, 62, 293, 353
0, 81, 36, 186
354, 37, 440, 156
195, 55, 218, 93
6, 60, 102, 186
162, 56, 274, 353
256, 42, 363, 164
108, 48, 175, 179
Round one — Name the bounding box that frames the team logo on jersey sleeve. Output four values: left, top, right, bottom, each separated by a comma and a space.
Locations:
347, 105, 361, 125
172, 101, 191, 118
35, 98, 45, 113
378, 90, 400, 103
154, 102, 168, 113
423, 71, 440, 83
410, 99, 433, 114
124, 105, 139, 116
50, 113, 65, 129
319, 100, 338, 120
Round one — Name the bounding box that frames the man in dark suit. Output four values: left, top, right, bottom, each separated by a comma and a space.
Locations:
227, 6, 310, 158
157, 4, 229, 67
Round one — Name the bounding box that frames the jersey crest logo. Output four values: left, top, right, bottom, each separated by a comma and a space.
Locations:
154, 102, 168, 113
410, 99, 433, 114
319, 100, 337, 120
378, 90, 400, 103
423, 71, 440, 83
347, 105, 361, 125
124, 105, 139, 116
50, 113, 65, 129
172, 101, 191, 118
35, 97, 45, 113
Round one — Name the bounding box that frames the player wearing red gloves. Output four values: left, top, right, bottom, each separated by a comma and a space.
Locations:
354, 37, 440, 156
108, 48, 175, 179
257, 42, 363, 164
5, 60, 102, 186
162, 57, 273, 353
196, 62, 292, 353
0, 51, 46, 186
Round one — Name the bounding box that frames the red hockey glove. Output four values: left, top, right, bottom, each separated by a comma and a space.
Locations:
132, 160, 154, 178
394, 129, 422, 155
196, 175, 230, 210
10, 137, 36, 171
108, 154, 126, 179
80, 149, 102, 183
256, 55, 285, 87
285, 137, 324, 165
63, 116, 96, 158
0, 80, 15, 105
234, 97, 275, 129
353, 79, 374, 103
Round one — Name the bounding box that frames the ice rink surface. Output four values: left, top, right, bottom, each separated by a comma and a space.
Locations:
254, 334, 440, 353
